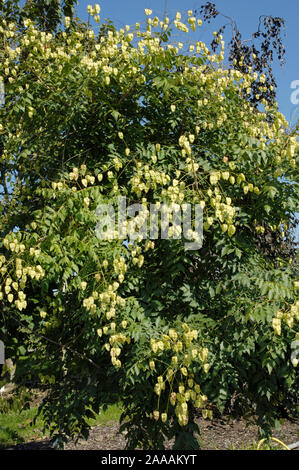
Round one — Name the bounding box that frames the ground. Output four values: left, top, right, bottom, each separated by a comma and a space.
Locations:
5, 414, 299, 450
1, 386, 298, 450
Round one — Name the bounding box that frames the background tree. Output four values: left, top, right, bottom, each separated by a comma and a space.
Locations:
199, 1, 286, 107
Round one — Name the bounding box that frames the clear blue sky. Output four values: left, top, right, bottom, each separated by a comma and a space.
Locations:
75, 0, 299, 242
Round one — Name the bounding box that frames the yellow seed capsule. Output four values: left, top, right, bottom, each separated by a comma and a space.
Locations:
170, 392, 176, 405
221, 224, 228, 233
169, 329, 178, 340
181, 367, 188, 376
188, 378, 194, 388
191, 349, 197, 359
272, 318, 281, 335
228, 225, 236, 237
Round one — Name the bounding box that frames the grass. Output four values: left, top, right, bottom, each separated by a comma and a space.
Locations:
229, 441, 279, 450
0, 402, 123, 448
0, 406, 44, 448
1, 407, 296, 450
89, 403, 123, 426
229, 440, 292, 450
1, 392, 297, 450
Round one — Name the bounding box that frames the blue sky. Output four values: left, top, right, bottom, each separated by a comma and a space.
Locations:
75, 0, 299, 124
74, 0, 298, 242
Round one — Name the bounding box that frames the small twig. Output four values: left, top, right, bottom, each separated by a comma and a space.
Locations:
10, 313, 103, 371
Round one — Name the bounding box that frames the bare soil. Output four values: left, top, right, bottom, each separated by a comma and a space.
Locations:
6, 415, 299, 451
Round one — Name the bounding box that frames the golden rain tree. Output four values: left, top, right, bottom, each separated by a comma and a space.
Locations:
0, 4, 298, 449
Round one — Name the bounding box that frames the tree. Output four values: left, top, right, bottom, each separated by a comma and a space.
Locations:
198, 1, 287, 108
0, 4, 298, 449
